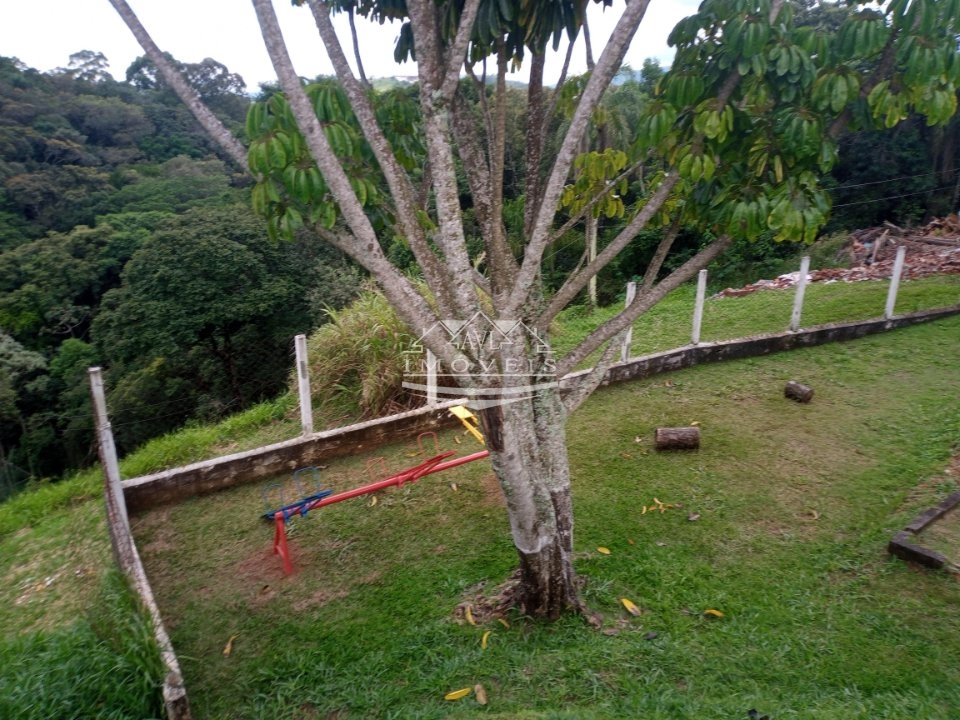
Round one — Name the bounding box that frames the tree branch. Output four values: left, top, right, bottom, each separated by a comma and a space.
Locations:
346, 6, 368, 87
451, 94, 519, 298
582, 10, 595, 71
486, 42, 520, 298
827, 24, 901, 140
538, 173, 679, 326
406, 0, 481, 318
639, 214, 682, 294
440, 0, 483, 100
545, 40, 577, 129
561, 334, 622, 414
251, 0, 440, 340
305, 0, 460, 318
507, 0, 653, 317
555, 234, 732, 377
107, 0, 249, 170
523, 52, 547, 239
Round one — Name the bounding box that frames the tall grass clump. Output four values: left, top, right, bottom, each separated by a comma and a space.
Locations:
0, 569, 165, 719
303, 286, 420, 426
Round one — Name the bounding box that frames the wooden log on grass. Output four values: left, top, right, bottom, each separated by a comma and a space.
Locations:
655, 426, 700, 450
784, 380, 814, 403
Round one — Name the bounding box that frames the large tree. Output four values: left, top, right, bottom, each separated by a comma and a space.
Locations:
111, 0, 959, 618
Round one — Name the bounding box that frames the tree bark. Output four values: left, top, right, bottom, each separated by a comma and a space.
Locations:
784, 381, 814, 403
478, 383, 580, 618
655, 426, 700, 450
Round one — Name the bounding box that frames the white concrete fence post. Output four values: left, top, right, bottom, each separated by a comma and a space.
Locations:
620, 281, 637, 362
295, 334, 313, 436
692, 269, 708, 345
885, 246, 907, 320
790, 256, 811, 332
88, 367, 129, 534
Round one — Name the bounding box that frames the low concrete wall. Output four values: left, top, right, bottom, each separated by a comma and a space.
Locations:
123, 304, 960, 513
563, 304, 960, 389
123, 399, 466, 513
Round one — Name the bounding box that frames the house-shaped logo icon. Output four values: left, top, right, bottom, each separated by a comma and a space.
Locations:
403, 311, 557, 408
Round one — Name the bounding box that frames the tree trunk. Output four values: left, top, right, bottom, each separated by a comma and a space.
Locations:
478, 386, 581, 619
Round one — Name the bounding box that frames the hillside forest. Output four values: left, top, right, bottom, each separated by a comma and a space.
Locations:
1, 45, 958, 498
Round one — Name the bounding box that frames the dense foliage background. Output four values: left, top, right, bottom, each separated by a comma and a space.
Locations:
0, 53, 359, 493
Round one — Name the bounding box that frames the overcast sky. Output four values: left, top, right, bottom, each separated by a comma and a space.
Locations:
1, 1, 700, 91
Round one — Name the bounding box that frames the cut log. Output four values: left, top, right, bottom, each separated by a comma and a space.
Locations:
655, 426, 700, 450
784, 381, 814, 403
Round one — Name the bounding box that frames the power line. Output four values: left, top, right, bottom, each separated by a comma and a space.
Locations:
831, 183, 955, 209
830, 167, 956, 191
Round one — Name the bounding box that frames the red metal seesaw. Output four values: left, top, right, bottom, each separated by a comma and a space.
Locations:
270, 448, 490, 574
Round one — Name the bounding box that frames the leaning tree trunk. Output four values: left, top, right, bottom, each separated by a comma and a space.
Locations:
479, 384, 580, 619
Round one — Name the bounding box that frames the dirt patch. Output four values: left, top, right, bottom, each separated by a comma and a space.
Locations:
249, 583, 278, 607
455, 571, 522, 625
291, 588, 351, 612
234, 546, 289, 586
142, 532, 177, 555
478, 473, 506, 508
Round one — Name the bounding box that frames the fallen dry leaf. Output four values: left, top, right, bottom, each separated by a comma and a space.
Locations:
497, 617, 510, 628
369, 495, 378, 507
596, 546, 611, 555
481, 630, 491, 649
450, 483, 458, 492
621, 598, 642, 616
465, 606, 476, 626
474, 684, 488, 705
222, 634, 238, 657
703, 608, 725, 618
688, 512, 701, 522
444, 687, 472, 701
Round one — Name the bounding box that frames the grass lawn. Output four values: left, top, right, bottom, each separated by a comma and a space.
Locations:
2, 275, 958, 719
131, 313, 960, 719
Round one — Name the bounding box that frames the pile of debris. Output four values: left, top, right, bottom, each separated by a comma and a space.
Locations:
717, 215, 960, 298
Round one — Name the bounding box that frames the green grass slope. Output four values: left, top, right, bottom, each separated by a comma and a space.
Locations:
1, 275, 958, 719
